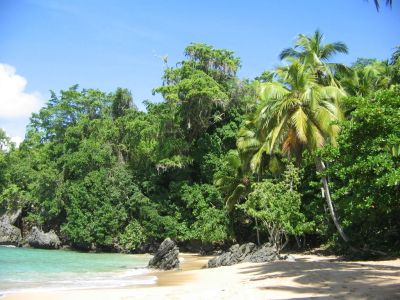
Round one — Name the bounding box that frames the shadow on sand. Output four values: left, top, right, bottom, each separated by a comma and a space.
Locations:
238, 256, 400, 299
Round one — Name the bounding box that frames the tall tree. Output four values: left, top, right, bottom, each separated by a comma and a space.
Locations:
240, 59, 349, 242
112, 88, 135, 119
322, 88, 400, 250
154, 43, 240, 140
214, 150, 250, 211
340, 59, 391, 96
373, 0, 393, 11
279, 30, 349, 87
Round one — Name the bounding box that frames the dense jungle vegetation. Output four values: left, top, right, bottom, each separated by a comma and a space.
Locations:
1, 31, 399, 254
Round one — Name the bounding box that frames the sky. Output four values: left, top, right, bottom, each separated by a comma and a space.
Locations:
0, 0, 399, 144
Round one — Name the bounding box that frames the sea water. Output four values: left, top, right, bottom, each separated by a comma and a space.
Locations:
0, 246, 155, 295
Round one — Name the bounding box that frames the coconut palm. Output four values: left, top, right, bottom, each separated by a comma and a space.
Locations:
373, 0, 393, 11
340, 60, 391, 96
214, 150, 250, 211
390, 46, 400, 65
240, 59, 349, 242
279, 30, 349, 87
214, 150, 264, 244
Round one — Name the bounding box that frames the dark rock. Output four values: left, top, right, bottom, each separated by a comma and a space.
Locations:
234, 243, 257, 262
26, 226, 61, 249
135, 241, 159, 254
208, 242, 279, 268
208, 251, 233, 268
148, 238, 179, 270
176, 240, 223, 255
249, 243, 278, 263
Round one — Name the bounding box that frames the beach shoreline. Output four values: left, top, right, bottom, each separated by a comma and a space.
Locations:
3, 253, 400, 300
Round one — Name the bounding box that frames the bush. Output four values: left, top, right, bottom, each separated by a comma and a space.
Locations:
118, 220, 146, 252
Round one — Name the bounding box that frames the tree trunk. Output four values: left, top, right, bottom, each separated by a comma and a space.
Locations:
255, 217, 260, 245
255, 173, 261, 245
316, 158, 349, 243
295, 235, 301, 249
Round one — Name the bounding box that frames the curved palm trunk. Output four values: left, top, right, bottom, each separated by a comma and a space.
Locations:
255, 217, 260, 245
316, 158, 349, 243
255, 174, 262, 245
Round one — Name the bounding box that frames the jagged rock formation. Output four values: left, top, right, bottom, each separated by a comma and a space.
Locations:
148, 238, 180, 270
207, 242, 280, 268
0, 209, 22, 246
26, 226, 61, 249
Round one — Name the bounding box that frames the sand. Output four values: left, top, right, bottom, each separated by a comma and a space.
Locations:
3, 253, 400, 300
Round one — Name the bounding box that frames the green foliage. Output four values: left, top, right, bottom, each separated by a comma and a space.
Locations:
214, 150, 250, 211
321, 88, 400, 250
2, 39, 399, 255
180, 184, 230, 242
340, 59, 390, 97
239, 164, 313, 251
112, 88, 134, 119
154, 43, 242, 140
118, 220, 146, 252
0, 129, 11, 197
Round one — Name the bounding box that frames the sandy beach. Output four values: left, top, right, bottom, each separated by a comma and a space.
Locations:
3, 253, 400, 300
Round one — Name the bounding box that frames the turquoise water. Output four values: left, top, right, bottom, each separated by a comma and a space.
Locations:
0, 247, 155, 294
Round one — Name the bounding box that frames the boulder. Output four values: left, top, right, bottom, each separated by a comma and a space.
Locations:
248, 243, 278, 263
26, 226, 61, 249
207, 251, 231, 268
234, 242, 257, 262
0, 209, 22, 246
0, 209, 22, 225
208, 242, 279, 268
286, 254, 296, 262
148, 238, 179, 270
0, 222, 22, 246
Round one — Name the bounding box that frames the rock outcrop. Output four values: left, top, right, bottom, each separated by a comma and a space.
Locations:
26, 226, 61, 249
208, 242, 279, 268
148, 238, 180, 270
248, 243, 279, 263
0, 222, 22, 246
0, 209, 22, 225
0, 209, 22, 246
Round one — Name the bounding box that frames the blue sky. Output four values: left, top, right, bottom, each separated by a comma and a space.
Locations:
0, 0, 399, 142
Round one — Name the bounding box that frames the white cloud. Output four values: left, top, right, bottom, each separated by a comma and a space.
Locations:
0, 64, 42, 118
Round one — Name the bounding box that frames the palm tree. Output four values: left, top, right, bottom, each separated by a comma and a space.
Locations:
214, 150, 263, 244
390, 46, 400, 65
373, 0, 393, 11
340, 60, 391, 96
241, 59, 349, 242
279, 30, 349, 87
214, 150, 250, 211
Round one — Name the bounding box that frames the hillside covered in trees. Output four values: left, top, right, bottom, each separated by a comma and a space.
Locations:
1, 31, 399, 255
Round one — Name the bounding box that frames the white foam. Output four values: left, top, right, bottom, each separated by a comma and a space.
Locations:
0, 268, 157, 295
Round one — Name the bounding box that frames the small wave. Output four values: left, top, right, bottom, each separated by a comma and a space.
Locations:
0, 268, 157, 295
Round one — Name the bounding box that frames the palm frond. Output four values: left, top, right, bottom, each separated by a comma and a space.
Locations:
374, 0, 393, 11
258, 82, 289, 100
291, 107, 309, 143
279, 48, 301, 60
320, 42, 348, 60
226, 184, 246, 211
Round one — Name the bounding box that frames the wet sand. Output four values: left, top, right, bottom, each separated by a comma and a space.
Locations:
3, 253, 400, 300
